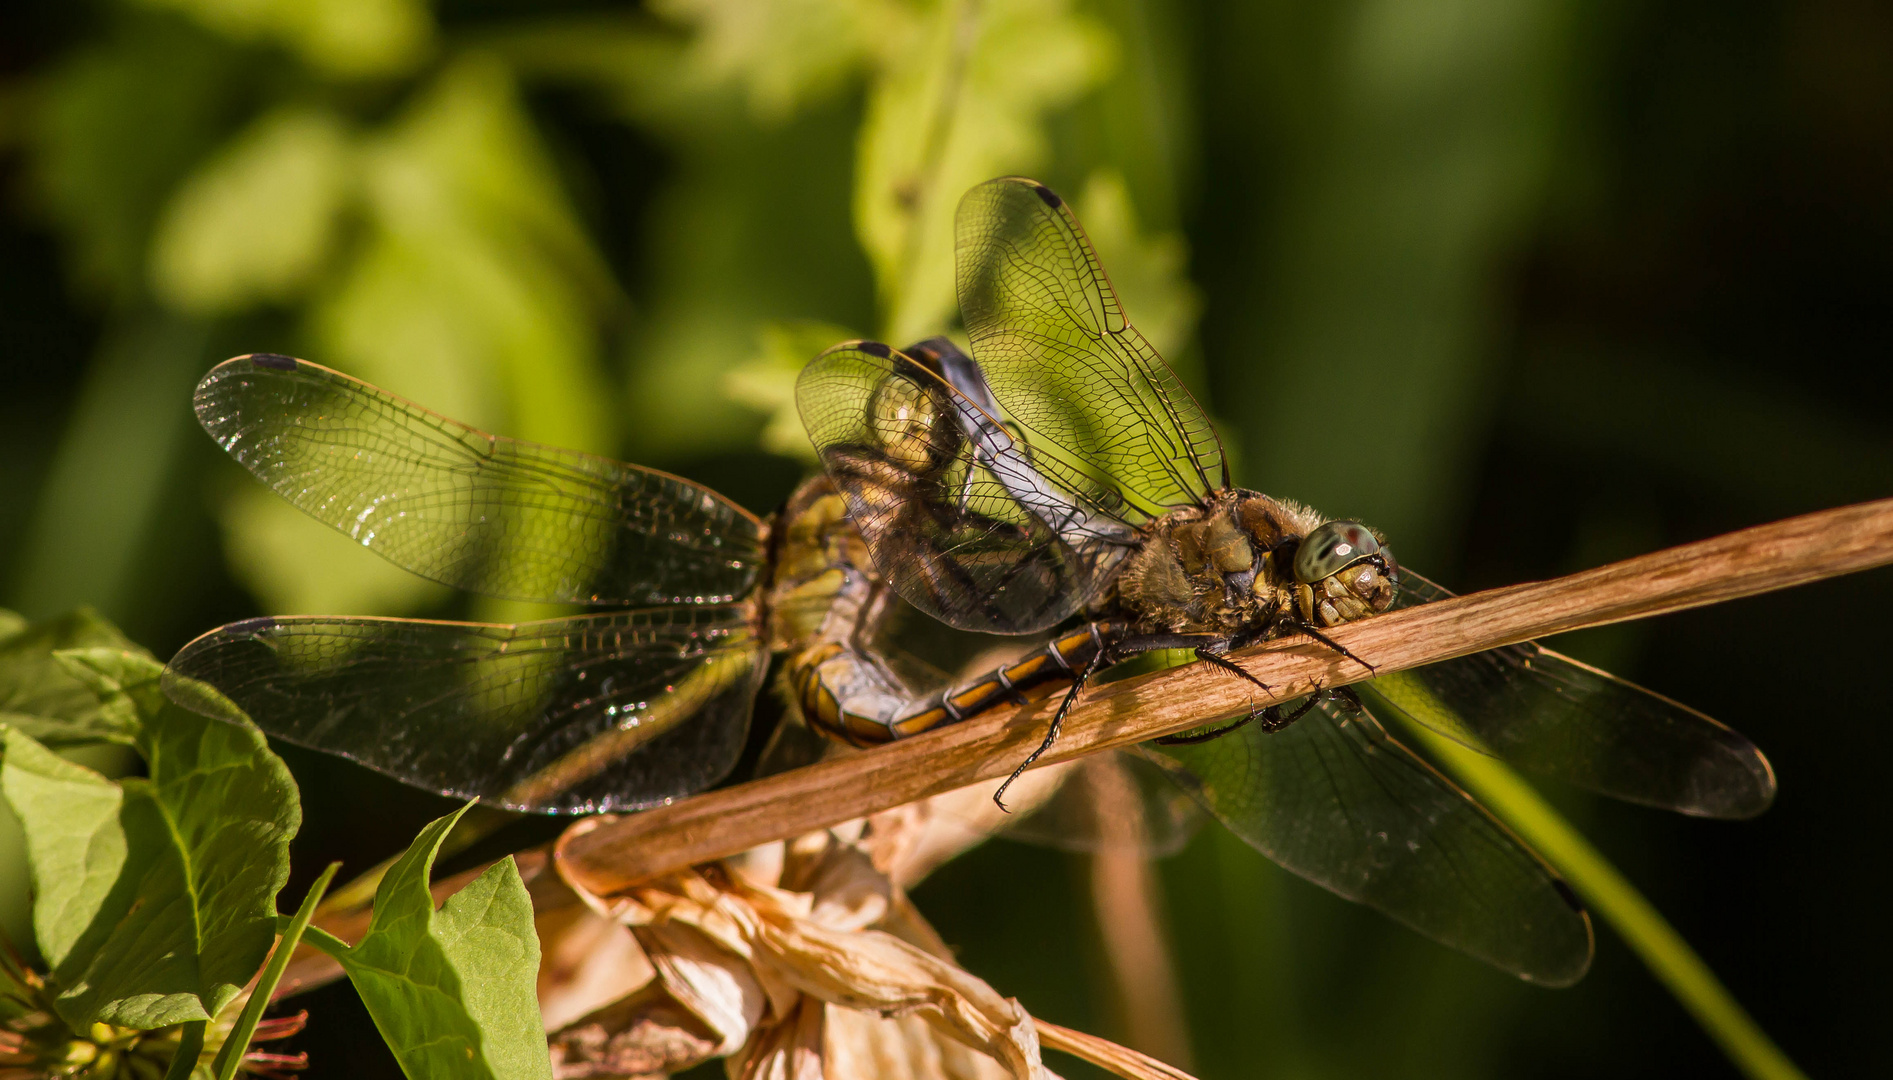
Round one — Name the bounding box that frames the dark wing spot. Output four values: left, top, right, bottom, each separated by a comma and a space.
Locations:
858, 340, 892, 359
1032, 183, 1062, 208
245, 353, 299, 371
1552, 878, 1586, 914
226, 616, 279, 635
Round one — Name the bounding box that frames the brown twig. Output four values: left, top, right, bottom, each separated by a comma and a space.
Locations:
1035, 1018, 1198, 1080
558, 497, 1893, 897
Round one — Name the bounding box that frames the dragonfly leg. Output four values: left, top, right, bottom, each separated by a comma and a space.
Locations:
992, 626, 1226, 810
992, 645, 1112, 812
1286, 620, 1377, 673
1190, 644, 1273, 695
1153, 681, 1328, 745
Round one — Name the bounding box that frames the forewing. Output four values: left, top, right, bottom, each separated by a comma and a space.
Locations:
1372, 572, 1777, 818
162, 608, 766, 813
797, 341, 1133, 635
956, 178, 1225, 517
195, 355, 765, 606
1149, 696, 1593, 986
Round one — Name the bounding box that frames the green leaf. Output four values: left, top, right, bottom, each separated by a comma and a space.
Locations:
149, 106, 354, 315
311, 805, 550, 1080
0, 700, 300, 1030
0, 727, 130, 972
53, 647, 168, 735
210, 862, 340, 1080
725, 319, 858, 460
653, 0, 898, 120
27, 13, 242, 303
132, 0, 433, 79
0, 609, 147, 747
220, 58, 619, 622
1071, 169, 1199, 364
855, 0, 1114, 341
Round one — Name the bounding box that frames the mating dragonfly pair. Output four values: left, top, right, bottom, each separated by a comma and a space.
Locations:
165, 177, 1774, 987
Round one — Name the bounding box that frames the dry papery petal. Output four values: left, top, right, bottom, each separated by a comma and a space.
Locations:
546, 807, 1198, 1080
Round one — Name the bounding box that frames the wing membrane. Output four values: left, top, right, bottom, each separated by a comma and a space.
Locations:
956, 178, 1225, 518
1149, 696, 1593, 986
195, 355, 765, 606
797, 341, 1134, 634
1371, 572, 1777, 818
163, 608, 766, 813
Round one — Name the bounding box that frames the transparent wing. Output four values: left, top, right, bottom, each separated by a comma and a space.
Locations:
162, 607, 766, 814
1148, 695, 1593, 986
195, 354, 766, 606
797, 340, 1135, 634
1370, 572, 1777, 819
956, 178, 1226, 518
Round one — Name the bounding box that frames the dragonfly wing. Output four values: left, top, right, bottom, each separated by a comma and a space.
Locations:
163, 607, 766, 813
195, 354, 766, 606
798, 341, 1135, 634
956, 178, 1226, 518
1374, 571, 1776, 818
1148, 696, 1594, 986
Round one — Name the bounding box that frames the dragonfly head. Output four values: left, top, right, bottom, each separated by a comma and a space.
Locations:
1291, 520, 1398, 626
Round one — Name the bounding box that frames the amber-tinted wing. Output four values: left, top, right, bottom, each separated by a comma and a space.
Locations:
798, 341, 1136, 634
163, 608, 766, 813
195, 355, 765, 606
1150, 695, 1593, 986
956, 178, 1226, 518
1367, 572, 1776, 819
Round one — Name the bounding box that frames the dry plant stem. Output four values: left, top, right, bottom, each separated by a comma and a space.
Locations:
1035, 1020, 1198, 1080
560, 498, 1893, 894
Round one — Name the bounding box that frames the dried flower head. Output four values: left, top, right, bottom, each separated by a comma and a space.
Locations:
538, 783, 1194, 1080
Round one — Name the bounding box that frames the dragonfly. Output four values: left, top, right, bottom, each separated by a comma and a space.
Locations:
791, 176, 1780, 986
160, 348, 1180, 825
161, 177, 1776, 988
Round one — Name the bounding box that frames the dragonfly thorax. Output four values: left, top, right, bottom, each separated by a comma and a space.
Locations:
1115, 489, 1395, 636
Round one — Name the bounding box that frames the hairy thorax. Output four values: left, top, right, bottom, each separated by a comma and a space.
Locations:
1111, 488, 1398, 635
1114, 489, 1325, 636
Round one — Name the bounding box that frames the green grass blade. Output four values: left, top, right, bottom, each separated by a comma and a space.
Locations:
1389, 711, 1807, 1080
209, 862, 340, 1080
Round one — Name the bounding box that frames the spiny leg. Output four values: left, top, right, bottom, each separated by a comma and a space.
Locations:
1288, 620, 1376, 673
1190, 644, 1273, 695
992, 646, 1110, 812
1153, 682, 1328, 745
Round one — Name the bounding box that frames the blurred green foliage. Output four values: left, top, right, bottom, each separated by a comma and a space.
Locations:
2, 0, 1890, 1077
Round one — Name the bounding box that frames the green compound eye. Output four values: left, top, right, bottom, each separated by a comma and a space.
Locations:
1294, 520, 1383, 584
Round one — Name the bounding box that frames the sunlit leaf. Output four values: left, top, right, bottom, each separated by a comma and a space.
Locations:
1072, 169, 1199, 364
725, 320, 858, 459
317, 58, 616, 452
133, 0, 433, 78
0, 682, 299, 1031
225, 59, 619, 621
27, 14, 241, 302
0, 728, 127, 973
0, 609, 147, 748
308, 805, 551, 1080
856, 0, 1114, 341
653, 0, 904, 120
149, 106, 354, 315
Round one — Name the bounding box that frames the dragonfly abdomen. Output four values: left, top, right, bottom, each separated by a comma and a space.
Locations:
790, 621, 1123, 746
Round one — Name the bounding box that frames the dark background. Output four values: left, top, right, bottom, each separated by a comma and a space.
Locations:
2, 0, 1888, 1076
